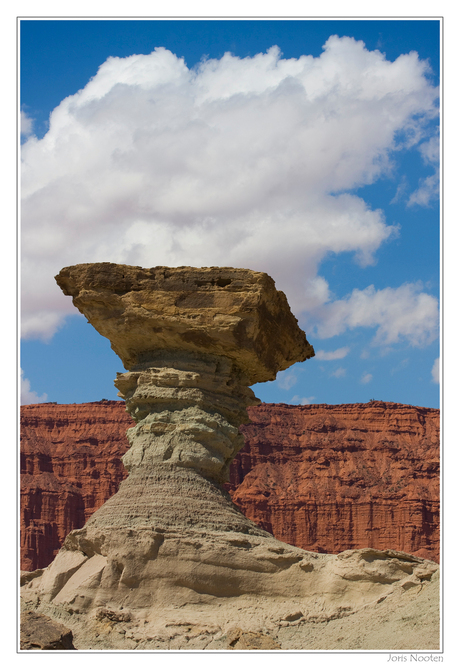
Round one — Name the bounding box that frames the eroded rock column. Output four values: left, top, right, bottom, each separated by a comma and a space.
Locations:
54, 262, 314, 495
115, 351, 256, 482
21, 263, 317, 608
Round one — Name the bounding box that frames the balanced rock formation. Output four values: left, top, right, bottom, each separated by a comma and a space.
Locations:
21, 263, 439, 650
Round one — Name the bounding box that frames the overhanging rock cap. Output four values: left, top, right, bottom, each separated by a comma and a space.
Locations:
55, 262, 314, 384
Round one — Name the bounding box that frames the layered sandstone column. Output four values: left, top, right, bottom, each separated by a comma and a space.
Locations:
24, 264, 320, 607
55, 262, 313, 486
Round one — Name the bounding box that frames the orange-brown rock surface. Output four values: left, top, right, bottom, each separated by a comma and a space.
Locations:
20, 401, 132, 571
232, 401, 439, 563
55, 263, 314, 381
20, 399, 439, 571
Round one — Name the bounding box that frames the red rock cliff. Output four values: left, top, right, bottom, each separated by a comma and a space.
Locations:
20, 400, 439, 570
231, 402, 439, 563
20, 401, 132, 571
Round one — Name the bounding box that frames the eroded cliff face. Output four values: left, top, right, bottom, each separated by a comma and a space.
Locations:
20, 400, 439, 570
231, 402, 439, 563
20, 401, 132, 571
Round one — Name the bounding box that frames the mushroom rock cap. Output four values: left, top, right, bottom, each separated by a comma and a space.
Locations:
55, 263, 314, 384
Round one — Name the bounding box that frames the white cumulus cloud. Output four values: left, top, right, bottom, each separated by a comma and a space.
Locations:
408, 133, 439, 206
20, 369, 47, 405
361, 373, 373, 385
277, 370, 298, 391
21, 38, 438, 342
311, 283, 438, 347
407, 172, 439, 207
20, 110, 34, 138
315, 347, 350, 360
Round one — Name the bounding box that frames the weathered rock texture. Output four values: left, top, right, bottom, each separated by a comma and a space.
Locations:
55, 263, 314, 381
233, 401, 440, 563
21, 263, 439, 650
20, 611, 75, 650
20, 401, 132, 572
21, 401, 440, 571
21, 547, 439, 650
226, 627, 282, 649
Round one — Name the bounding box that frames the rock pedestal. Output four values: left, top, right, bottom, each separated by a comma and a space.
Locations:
115, 350, 256, 483
21, 263, 439, 650
23, 264, 317, 608
54, 263, 313, 492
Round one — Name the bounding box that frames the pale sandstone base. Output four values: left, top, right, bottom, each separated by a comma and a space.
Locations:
21, 461, 440, 651
21, 535, 439, 650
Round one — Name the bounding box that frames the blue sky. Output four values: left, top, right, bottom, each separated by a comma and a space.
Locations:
20, 18, 440, 408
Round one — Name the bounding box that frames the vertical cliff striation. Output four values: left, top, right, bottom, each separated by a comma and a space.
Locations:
21, 400, 439, 569
20, 401, 132, 571
232, 401, 439, 562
